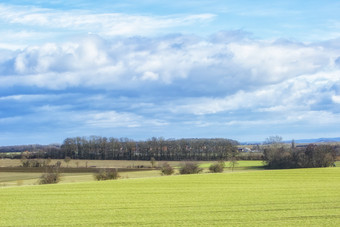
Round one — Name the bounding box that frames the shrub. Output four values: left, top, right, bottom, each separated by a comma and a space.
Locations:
21, 159, 46, 168
161, 162, 174, 175
179, 162, 203, 174
39, 165, 61, 184
95, 168, 120, 181
209, 161, 225, 173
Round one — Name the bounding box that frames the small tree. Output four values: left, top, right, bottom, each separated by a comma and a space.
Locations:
150, 157, 156, 168
160, 162, 174, 175
264, 135, 283, 146
55, 161, 62, 168
21, 158, 30, 167
45, 158, 52, 166
21, 159, 44, 167
179, 162, 203, 174
64, 156, 71, 167
229, 151, 239, 172
21, 151, 30, 159
39, 165, 61, 184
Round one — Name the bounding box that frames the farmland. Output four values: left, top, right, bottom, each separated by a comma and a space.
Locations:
1, 167, 340, 226
0, 160, 265, 187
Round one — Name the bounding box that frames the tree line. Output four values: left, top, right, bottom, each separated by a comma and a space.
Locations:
263, 143, 337, 169
48, 136, 239, 161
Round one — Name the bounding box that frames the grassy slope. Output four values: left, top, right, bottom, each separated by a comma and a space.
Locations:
1, 168, 340, 226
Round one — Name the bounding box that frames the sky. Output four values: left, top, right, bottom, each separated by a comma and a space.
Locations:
0, 0, 340, 145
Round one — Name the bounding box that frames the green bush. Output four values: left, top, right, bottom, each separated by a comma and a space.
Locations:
161, 162, 174, 175
95, 168, 120, 181
209, 161, 225, 173
179, 162, 203, 174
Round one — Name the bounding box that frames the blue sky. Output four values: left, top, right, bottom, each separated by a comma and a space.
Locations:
0, 0, 340, 145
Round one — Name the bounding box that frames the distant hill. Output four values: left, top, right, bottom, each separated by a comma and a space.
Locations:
0, 144, 61, 153
241, 137, 340, 145
291, 137, 340, 144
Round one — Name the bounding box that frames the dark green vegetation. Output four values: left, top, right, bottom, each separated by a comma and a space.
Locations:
60, 137, 239, 161
1, 137, 239, 161
264, 144, 336, 169
1, 168, 340, 226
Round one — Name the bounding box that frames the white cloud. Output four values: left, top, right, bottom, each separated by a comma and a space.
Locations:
0, 94, 60, 102
141, 71, 159, 81
228, 42, 332, 84
332, 95, 340, 104
172, 69, 340, 115
0, 4, 215, 38
1, 32, 339, 143
1, 34, 337, 92
73, 110, 168, 130
83, 111, 143, 128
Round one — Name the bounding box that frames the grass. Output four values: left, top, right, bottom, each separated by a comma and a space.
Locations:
0, 172, 42, 187
0, 159, 174, 187
1, 167, 340, 226
200, 160, 264, 170
0, 160, 265, 187
1, 159, 338, 188
0, 172, 41, 183
0, 170, 163, 188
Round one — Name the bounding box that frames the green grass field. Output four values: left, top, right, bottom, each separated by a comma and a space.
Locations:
1, 167, 340, 226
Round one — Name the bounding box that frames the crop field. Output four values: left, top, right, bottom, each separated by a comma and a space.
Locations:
0, 170, 166, 187
0, 160, 266, 187
1, 167, 340, 226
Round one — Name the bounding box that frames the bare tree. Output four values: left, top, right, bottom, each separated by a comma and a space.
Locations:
150, 157, 156, 168
264, 135, 283, 146
229, 150, 239, 172
64, 156, 71, 167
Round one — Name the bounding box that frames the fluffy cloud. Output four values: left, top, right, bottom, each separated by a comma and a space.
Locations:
1, 27, 339, 143
1, 34, 338, 92
160, 66, 340, 141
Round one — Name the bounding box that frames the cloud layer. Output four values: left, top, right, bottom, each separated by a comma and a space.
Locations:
0, 1, 340, 145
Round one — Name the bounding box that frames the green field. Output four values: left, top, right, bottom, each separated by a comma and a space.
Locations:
0, 160, 266, 187
1, 167, 340, 226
